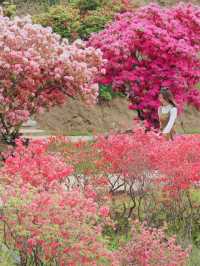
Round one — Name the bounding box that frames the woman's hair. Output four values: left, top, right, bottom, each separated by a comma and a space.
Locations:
159, 87, 177, 107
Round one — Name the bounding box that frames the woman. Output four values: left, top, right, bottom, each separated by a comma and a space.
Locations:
158, 88, 178, 140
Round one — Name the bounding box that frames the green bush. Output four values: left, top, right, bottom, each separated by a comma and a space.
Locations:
33, 5, 80, 41
99, 85, 124, 102
0, 242, 18, 266
78, 8, 111, 39
32, 0, 136, 41
1, 2, 16, 17
70, 0, 102, 13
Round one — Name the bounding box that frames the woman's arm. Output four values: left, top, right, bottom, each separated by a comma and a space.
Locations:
162, 107, 177, 134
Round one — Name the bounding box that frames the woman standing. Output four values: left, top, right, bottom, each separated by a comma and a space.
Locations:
158, 88, 178, 140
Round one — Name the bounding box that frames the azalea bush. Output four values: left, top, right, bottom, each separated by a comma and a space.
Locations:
118, 222, 190, 266
48, 136, 111, 204
93, 128, 164, 230
48, 130, 161, 234
148, 135, 200, 244
89, 3, 200, 128
0, 140, 117, 266
0, 14, 103, 144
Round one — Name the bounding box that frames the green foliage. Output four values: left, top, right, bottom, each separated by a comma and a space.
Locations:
187, 246, 200, 266
99, 85, 124, 102
78, 9, 111, 39
48, 0, 60, 5
32, 0, 135, 41
2, 2, 16, 17
0, 241, 18, 266
33, 5, 80, 41
99, 85, 113, 101
73, 0, 135, 39
70, 0, 102, 13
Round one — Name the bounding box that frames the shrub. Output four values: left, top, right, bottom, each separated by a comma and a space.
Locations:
0, 140, 118, 265
150, 135, 200, 192
0, 14, 103, 144
0, 132, 197, 265
148, 135, 200, 243
95, 128, 161, 194
33, 5, 81, 40
33, 0, 136, 41
1, 2, 16, 17
71, 0, 102, 13
99, 84, 124, 102
118, 222, 190, 266
89, 3, 200, 129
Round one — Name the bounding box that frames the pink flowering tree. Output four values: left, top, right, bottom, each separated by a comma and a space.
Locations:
0, 14, 103, 144
89, 3, 200, 128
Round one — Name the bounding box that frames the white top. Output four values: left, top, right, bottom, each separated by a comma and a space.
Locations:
158, 105, 177, 134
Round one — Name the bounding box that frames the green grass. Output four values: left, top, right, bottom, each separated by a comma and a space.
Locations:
64, 130, 94, 136
0, 228, 19, 266
187, 246, 200, 266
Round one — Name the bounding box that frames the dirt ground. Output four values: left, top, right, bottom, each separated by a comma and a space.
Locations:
36, 97, 135, 135
36, 98, 200, 135
176, 105, 200, 134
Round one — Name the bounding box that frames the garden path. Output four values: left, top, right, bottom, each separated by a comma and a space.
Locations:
20, 118, 95, 142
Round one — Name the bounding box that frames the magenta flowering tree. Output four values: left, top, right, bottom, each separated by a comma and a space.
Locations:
0, 14, 103, 144
89, 3, 200, 128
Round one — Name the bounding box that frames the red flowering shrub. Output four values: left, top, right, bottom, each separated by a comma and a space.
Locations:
89, 3, 200, 128
48, 136, 111, 204
2, 139, 73, 187
0, 140, 118, 265
95, 128, 163, 193
150, 135, 200, 192
118, 222, 190, 266
144, 135, 200, 242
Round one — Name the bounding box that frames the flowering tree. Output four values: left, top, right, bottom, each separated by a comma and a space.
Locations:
0, 140, 117, 266
89, 3, 200, 128
0, 14, 103, 144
